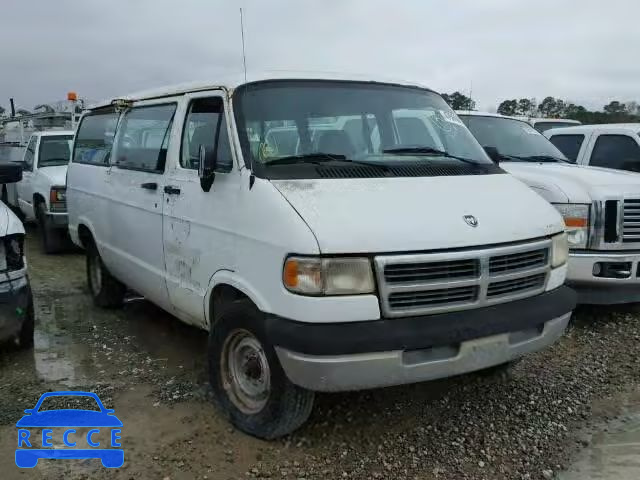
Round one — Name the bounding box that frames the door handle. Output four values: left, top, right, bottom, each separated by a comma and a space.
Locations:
164, 185, 181, 195
140, 182, 158, 190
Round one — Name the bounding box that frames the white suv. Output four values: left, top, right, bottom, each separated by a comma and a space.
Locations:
68, 73, 574, 438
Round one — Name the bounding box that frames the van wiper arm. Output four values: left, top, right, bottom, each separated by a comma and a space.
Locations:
383, 146, 481, 166
266, 153, 389, 170
518, 155, 571, 164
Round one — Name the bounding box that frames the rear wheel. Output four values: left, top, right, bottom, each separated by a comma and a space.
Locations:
86, 241, 125, 308
209, 299, 314, 439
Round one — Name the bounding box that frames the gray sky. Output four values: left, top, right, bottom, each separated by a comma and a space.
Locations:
1, 0, 638, 112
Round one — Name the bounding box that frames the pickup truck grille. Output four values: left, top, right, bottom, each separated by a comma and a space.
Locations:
375, 240, 551, 317
623, 199, 640, 243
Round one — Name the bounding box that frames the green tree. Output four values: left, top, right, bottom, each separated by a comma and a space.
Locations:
442, 91, 475, 110
497, 99, 518, 116
0, 106, 5, 117
517, 98, 535, 116
603, 100, 627, 115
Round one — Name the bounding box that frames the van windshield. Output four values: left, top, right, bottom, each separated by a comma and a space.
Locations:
234, 80, 493, 178
39, 135, 73, 167
460, 115, 569, 162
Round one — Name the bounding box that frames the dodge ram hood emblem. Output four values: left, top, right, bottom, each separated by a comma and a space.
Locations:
463, 215, 478, 227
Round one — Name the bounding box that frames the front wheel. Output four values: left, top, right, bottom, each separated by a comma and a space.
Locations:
209, 300, 315, 439
36, 203, 64, 254
86, 242, 126, 308
16, 292, 35, 350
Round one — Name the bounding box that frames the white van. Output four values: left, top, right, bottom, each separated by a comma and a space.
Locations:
0, 164, 34, 349
67, 73, 575, 438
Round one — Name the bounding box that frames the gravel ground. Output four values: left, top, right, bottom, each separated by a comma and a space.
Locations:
0, 228, 639, 479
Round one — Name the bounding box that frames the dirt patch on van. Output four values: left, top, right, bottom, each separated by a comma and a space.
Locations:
0, 229, 639, 480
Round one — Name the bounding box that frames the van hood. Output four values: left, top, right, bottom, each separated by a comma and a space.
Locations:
37, 164, 68, 187
0, 201, 25, 237
271, 174, 564, 254
501, 162, 640, 204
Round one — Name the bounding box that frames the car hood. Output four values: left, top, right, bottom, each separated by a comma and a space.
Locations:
37, 164, 68, 187
501, 162, 640, 204
0, 201, 24, 237
16, 410, 123, 428
271, 174, 564, 254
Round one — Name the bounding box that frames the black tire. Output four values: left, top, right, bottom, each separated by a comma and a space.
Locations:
36, 202, 64, 254
86, 241, 126, 308
17, 292, 35, 350
209, 299, 315, 439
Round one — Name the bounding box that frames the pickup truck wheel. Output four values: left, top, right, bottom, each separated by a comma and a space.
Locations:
36, 202, 63, 254
17, 293, 35, 349
86, 243, 125, 308
209, 300, 315, 439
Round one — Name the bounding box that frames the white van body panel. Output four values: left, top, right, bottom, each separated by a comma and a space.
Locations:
272, 175, 561, 254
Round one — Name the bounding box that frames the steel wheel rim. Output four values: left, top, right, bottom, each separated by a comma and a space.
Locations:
221, 329, 271, 414
89, 254, 102, 295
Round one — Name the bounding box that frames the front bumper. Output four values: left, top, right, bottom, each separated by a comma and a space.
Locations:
0, 275, 32, 341
269, 286, 576, 392
567, 250, 640, 304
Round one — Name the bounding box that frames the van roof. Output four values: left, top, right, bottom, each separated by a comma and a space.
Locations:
89, 71, 436, 109
455, 110, 529, 124
545, 123, 640, 135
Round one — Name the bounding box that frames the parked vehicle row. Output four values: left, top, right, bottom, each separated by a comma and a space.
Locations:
3, 73, 639, 440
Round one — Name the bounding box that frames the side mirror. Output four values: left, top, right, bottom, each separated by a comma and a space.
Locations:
0, 163, 23, 184
198, 145, 215, 192
483, 146, 501, 164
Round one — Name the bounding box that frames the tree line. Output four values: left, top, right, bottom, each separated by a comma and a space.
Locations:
440, 91, 640, 124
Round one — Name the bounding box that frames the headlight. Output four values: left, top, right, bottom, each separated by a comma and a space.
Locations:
551, 232, 568, 268
553, 204, 589, 248
283, 256, 375, 295
2, 234, 24, 272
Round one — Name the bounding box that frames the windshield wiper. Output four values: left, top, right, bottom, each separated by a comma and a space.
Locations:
382, 146, 482, 167
266, 153, 389, 170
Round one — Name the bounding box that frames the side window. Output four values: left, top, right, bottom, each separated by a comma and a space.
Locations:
23, 136, 37, 171
548, 134, 584, 163
115, 104, 176, 173
73, 110, 119, 166
590, 134, 640, 171
180, 97, 232, 170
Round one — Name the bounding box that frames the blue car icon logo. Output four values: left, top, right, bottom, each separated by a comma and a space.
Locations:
16, 391, 123, 468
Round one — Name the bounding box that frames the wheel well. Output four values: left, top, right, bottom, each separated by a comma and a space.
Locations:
33, 193, 45, 207
209, 284, 252, 326
77, 224, 94, 249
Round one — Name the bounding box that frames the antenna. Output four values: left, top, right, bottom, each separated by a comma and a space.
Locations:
240, 8, 248, 84
468, 80, 473, 112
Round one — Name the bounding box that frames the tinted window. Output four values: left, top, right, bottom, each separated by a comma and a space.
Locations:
548, 134, 584, 162
115, 104, 176, 173
591, 135, 640, 172
38, 135, 73, 167
181, 97, 232, 170
23, 136, 37, 170
461, 115, 567, 160
235, 81, 489, 177
73, 110, 119, 166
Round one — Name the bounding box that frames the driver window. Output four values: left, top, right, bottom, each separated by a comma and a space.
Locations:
24, 136, 37, 171
181, 97, 223, 170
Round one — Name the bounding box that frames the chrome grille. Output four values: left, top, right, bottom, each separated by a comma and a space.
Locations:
623, 199, 640, 243
384, 259, 478, 284
375, 239, 551, 317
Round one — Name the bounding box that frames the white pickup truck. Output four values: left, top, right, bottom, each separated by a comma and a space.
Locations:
0, 163, 34, 349
3, 130, 74, 253
460, 112, 640, 304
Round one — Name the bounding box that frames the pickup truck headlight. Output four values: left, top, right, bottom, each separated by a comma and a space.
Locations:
551, 232, 569, 268
283, 256, 375, 295
553, 204, 589, 248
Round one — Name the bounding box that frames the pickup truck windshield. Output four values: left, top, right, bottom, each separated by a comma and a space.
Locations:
234, 80, 493, 178
460, 115, 569, 162
39, 135, 73, 167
